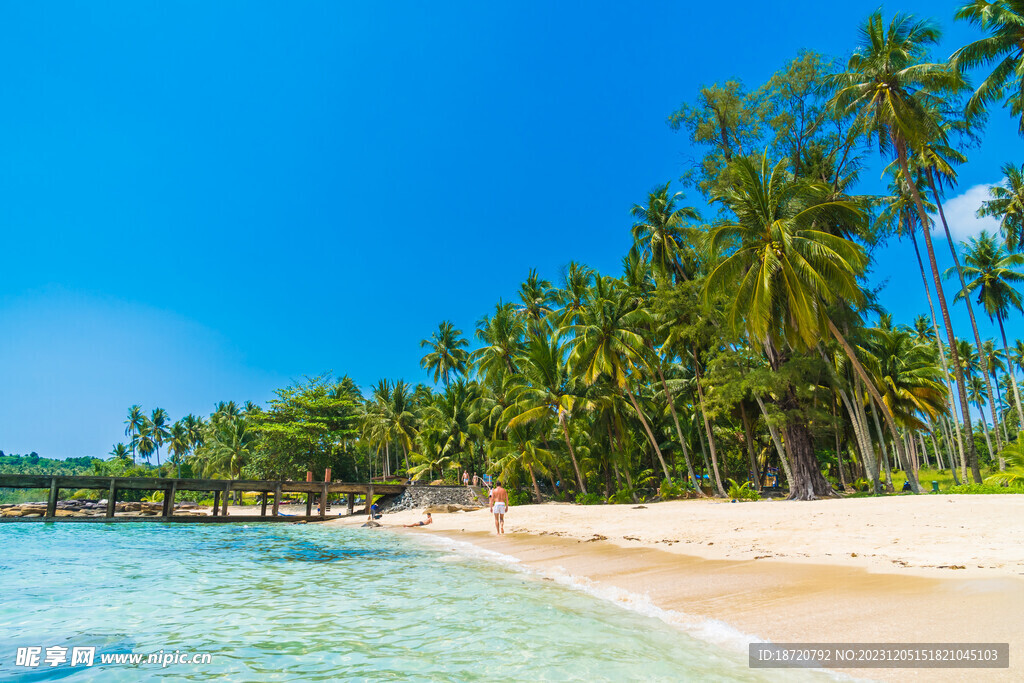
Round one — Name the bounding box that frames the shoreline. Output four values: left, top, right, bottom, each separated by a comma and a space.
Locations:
329, 495, 1024, 681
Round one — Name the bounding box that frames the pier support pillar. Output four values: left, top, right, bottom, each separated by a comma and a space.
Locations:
347, 493, 354, 515
365, 485, 374, 515
106, 480, 116, 518
320, 483, 328, 518
46, 477, 58, 518
165, 482, 177, 518
260, 492, 268, 516
272, 484, 281, 516
213, 490, 220, 516
305, 491, 313, 517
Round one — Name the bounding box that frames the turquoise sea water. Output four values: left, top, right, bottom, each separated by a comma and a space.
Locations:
0, 524, 818, 681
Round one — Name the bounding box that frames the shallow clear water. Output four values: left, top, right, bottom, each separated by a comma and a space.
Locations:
0, 523, 813, 681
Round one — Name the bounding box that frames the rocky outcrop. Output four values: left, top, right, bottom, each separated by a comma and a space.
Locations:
381, 485, 489, 514
0, 499, 209, 517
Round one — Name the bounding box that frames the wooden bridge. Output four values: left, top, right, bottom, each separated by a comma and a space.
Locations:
0, 475, 407, 523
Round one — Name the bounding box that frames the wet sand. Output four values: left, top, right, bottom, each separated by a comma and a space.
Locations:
330, 495, 1024, 681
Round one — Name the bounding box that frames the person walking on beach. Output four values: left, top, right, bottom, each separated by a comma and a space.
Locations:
462, 470, 470, 486
489, 482, 508, 535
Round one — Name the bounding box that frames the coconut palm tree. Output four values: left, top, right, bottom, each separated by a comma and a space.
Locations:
504, 331, 589, 493
517, 269, 556, 334
705, 151, 919, 497
149, 408, 170, 468
629, 182, 701, 283
168, 421, 190, 478
830, 10, 981, 482
952, 0, 1024, 134
978, 162, 1024, 251
124, 405, 145, 464
553, 262, 594, 326
566, 276, 673, 483
471, 302, 525, 382
136, 422, 155, 467
957, 231, 1024, 444
420, 321, 470, 389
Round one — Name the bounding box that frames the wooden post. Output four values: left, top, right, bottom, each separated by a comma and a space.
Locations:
306, 471, 313, 482
320, 483, 328, 518
106, 479, 116, 518
223, 483, 231, 516
46, 477, 58, 518
164, 482, 177, 518
324, 467, 331, 482
260, 493, 268, 516
213, 490, 221, 516
272, 483, 281, 516
305, 491, 313, 517
347, 493, 354, 515
365, 484, 374, 515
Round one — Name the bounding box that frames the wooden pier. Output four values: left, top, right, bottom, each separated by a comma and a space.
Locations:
0, 475, 406, 523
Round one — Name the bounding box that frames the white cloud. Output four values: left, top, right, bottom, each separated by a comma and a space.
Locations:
929, 182, 1003, 242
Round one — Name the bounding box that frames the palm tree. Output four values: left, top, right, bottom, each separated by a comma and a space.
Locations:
862, 325, 950, 433
957, 231, 1024, 443
978, 162, 1024, 251
705, 151, 918, 497
136, 422, 155, 467
968, 375, 997, 461
629, 182, 701, 283
517, 269, 556, 334
504, 331, 589, 493
830, 10, 982, 482
124, 405, 144, 464
420, 321, 470, 389
149, 408, 170, 468
953, 0, 1024, 134
471, 302, 525, 382
553, 262, 594, 326
566, 276, 673, 483
168, 421, 190, 478
108, 443, 131, 463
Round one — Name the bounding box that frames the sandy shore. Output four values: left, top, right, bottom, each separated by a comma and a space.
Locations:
329, 495, 1024, 681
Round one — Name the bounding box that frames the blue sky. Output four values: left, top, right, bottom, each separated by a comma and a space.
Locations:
1, 1, 1021, 459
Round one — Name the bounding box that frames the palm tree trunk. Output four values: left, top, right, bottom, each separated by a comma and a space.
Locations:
930, 170, 1003, 455
528, 465, 543, 503
979, 417, 995, 466
909, 228, 968, 480
898, 145, 980, 483
623, 384, 672, 482
826, 318, 920, 492
870, 405, 893, 489
656, 368, 704, 496
740, 402, 761, 491
998, 313, 1024, 455
690, 350, 727, 497
837, 385, 879, 492
752, 392, 794, 488
558, 412, 587, 493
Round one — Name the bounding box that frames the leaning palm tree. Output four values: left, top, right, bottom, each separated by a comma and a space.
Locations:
830, 10, 982, 482
952, 0, 1024, 134
705, 151, 919, 497
957, 231, 1024, 443
978, 162, 1024, 251
419, 321, 470, 388
167, 421, 190, 478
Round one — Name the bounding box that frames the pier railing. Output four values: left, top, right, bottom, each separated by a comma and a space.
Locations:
0, 475, 406, 523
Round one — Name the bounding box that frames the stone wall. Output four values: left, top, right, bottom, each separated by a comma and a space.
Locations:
381, 485, 488, 513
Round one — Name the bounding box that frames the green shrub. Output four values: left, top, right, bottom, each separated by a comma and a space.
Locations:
945, 483, 1024, 495
574, 492, 603, 505
851, 477, 870, 492
507, 489, 532, 506
727, 479, 760, 501
658, 478, 687, 500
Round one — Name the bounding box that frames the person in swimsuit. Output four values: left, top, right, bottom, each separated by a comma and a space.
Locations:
403, 512, 432, 528
489, 482, 508, 535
